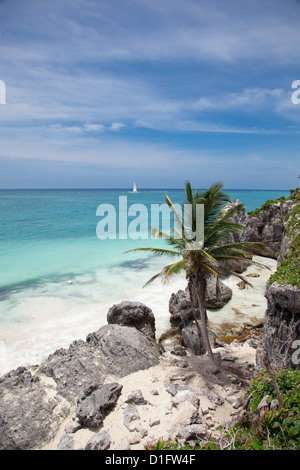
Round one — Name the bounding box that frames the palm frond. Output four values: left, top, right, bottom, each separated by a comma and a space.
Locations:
124, 246, 180, 258
143, 259, 188, 287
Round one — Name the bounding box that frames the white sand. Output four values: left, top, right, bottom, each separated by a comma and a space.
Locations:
42, 340, 257, 451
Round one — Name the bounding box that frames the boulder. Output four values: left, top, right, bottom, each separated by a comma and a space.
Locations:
125, 389, 148, 405
85, 429, 111, 450
169, 279, 232, 330
76, 382, 123, 428
107, 301, 156, 341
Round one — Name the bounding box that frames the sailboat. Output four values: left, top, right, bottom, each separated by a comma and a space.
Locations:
132, 181, 137, 193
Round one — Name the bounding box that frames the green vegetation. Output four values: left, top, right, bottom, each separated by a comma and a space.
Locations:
248, 196, 286, 218
269, 187, 300, 288
152, 369, 300, 451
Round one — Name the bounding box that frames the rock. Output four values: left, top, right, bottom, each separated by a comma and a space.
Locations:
257, 395, 270, 411
64, 420, 82, 434
85, 429, 111, 450
169, 371, 195, 382
176, 424, 210, 441
169, 281, 232, 331
170, 345, 187, 356
259, 282, 300, 370
149, 417, 160, 427
208, 391, 224, 406
123, 405, 140, 428
114, 439, 131, 450
0, 367, 69, 450
166, 384, 199, 397
205, 277, 232, 308
76, 382, 122, 428
171, 390, 200, 409
237, 281, 245, 290
57, 434, 76, 450
107, 301, 156, 342
169, 289, 193, 327
38, 324, 159, 401
128, 433, 140, 445
225, 395, 243, 409
125, 389, 148, 405
270, 399, 279, 410
181, 321, 216, 355
201, 405, 209, 415
169, 402, 200, 438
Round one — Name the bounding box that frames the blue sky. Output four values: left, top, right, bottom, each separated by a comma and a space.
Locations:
0, 0, 299, 189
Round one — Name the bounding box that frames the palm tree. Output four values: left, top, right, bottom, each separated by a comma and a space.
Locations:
126, 182, 267, 379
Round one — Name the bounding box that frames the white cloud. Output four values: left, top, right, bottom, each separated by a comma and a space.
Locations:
83, 122, 105, 132
110, 122, 126, 131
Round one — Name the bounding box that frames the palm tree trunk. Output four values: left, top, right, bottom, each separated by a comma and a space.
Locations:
188, 271, 249, 380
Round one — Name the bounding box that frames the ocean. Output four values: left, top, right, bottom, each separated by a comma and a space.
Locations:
0, 188, 290, 375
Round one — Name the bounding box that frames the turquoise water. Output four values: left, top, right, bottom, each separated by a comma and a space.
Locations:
0, 188, 290, 374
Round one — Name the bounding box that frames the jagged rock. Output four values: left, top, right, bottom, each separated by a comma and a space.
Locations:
208, 391, 224, 406
57, 434, 76, 450
123, 405, 140, 428
169, 402, 201, 438
171, 390, 200, 409
0, 367, 69, 450
107, 301, 156, 342
76, 382, 123, 428
125, 389, 148, 405
149, 417, 160, 427
225, 395, 243, 409
176, 424, 210, 441
258, 282, 300, 370
38, 324, 159, 401
85, 429, 111, 450
64, 420, 82, 434
0, 324, 159, 450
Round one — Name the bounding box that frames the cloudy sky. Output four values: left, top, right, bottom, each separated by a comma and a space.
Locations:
0, 0, 299, 189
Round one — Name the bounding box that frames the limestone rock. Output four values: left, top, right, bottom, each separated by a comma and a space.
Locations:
0, 367, 69, 450
107, 301, 156, 342
176, 424, 210, 441
85, 429, 111, 450
76, 382, 122, 428
125, 389, 148, 405
38, 324, 159, 401
123, 405, 140, 428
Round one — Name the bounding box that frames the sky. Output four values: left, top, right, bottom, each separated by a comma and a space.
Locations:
0, 0, 299, 189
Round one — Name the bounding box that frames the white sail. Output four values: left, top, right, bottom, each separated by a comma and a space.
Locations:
133, 182, 137, 193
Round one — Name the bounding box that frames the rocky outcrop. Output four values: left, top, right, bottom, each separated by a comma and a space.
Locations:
256, 189, 300, 370
0, 322, 159, 450
225, 198, 294, 260
257, 283, 300, 370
